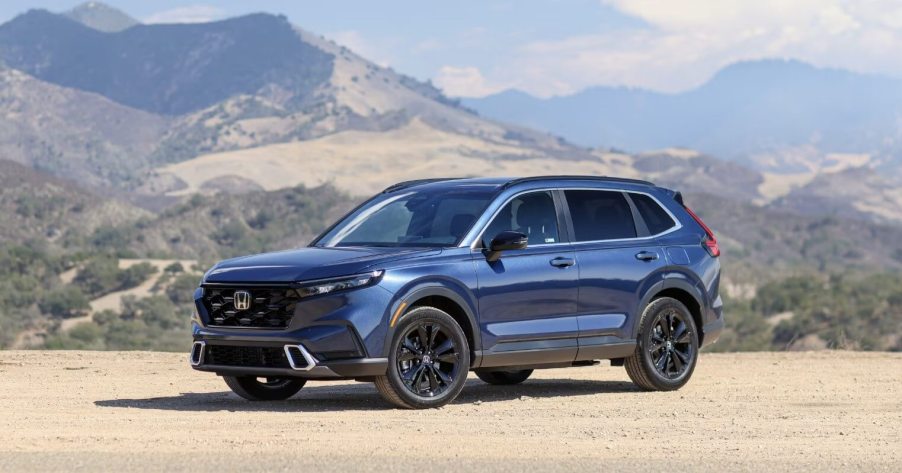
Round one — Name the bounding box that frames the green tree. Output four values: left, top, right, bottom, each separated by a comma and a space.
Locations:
119, 262, 157, 289
38, 286, 90, 318
74, 256, 120, 297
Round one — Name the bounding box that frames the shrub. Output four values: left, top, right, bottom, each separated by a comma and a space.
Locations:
74, 256, 120, 297
165, 273, 201, 305
119, 262, 157, 289
38, 286, 90, 318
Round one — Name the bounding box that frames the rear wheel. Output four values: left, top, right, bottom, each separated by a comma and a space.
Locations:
625, 297, 699, 391
474, 369, 533, 385
223, 376, 306, 401
374, 306, 470, 409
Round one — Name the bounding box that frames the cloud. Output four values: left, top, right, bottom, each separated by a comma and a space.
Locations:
433, 66, 507, 98
144, 5, 225, 24
462, 0, 902, 96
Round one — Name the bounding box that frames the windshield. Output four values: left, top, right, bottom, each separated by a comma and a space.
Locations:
315, 188, 496, 248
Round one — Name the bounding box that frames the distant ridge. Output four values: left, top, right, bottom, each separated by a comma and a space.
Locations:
464, 59, 902, 164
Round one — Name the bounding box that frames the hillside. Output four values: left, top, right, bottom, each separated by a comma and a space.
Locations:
3, 7, 900, 229
86, 184, 356, 262
0, 8, 583, 191
0, 66, 167, 186
0, 160, 146, 245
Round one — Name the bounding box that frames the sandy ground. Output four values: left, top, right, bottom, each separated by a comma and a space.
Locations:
0, 351, 899, 472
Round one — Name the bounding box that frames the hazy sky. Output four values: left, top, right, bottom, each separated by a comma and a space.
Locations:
2, 1, 902, 97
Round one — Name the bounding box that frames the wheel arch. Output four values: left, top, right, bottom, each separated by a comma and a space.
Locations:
383, 283, 481, 365
638, 277, 707, 345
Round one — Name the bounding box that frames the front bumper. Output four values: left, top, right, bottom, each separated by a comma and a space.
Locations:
189, 338, 388, 379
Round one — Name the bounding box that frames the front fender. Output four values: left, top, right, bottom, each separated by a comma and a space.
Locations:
379, 277, 480, 359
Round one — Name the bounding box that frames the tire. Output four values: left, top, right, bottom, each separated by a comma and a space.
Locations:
474, 369, 533, 385
374, 306, 470, 409
223, 376, 306, 401
624, 297, 699, 391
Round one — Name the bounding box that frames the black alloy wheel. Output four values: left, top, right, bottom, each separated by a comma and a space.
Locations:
374, 306, 470, 409
648, 308, 694, 379
396, 321, 462, 397
624, 297, 699, 391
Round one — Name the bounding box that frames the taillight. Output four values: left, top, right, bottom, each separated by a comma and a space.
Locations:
683, 206, 720, 257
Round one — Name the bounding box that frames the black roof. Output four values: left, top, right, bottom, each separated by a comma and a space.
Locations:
500, 175, 655, 188
382, 175, 655, 193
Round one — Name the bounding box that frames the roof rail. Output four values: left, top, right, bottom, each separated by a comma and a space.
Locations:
381, 177, 464, 193
502, 175, 655, 189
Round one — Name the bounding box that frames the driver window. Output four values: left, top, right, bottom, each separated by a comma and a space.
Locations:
482, 191, 559, 247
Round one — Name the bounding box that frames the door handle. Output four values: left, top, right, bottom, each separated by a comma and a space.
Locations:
550, 257, 576, 268
635, 251, 659, 261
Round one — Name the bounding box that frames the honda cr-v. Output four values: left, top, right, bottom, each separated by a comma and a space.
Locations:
190, 176, 724, 408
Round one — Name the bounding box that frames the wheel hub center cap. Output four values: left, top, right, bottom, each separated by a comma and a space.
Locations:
422, 355, 432, 364
665, 341, 673, 350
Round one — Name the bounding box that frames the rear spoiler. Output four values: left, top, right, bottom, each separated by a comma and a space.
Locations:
657, 187, 684, 206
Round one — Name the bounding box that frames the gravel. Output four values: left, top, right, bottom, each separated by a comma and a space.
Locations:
0, 350, 900, 472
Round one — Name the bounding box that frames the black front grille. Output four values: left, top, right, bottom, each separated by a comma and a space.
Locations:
206, 345, 291, 369
202, 286, 299, 328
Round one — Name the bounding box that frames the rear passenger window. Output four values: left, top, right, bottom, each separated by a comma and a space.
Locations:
630, 193, 676, 235
564, 190, 636, 241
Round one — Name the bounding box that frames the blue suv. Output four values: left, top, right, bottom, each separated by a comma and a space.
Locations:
190, 176, 724, 408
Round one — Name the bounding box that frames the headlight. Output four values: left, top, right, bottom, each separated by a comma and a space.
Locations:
296, 270, 384, 297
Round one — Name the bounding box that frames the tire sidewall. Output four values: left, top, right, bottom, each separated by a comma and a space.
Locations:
385, 307, 470, 408
637, 298, 699, 390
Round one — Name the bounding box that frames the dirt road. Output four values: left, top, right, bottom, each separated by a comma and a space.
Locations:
0, 351, 899, 472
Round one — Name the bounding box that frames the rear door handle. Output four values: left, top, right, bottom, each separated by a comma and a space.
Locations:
635, 251, 659, 261
550, 257, 576, 268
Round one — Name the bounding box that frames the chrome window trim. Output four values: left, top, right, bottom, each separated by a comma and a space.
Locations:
464, 186, 682, 249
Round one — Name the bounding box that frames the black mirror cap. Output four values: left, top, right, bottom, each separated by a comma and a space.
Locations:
488, 231, 528, 256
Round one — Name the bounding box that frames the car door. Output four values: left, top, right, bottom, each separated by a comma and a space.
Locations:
561, 189, 668, 360
473, 190, 580, 366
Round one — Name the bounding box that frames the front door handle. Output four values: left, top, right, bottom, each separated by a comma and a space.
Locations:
550, 257, 576, 268
635, 251, 659, 261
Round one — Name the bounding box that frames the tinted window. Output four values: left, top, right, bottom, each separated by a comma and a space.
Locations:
482, 191, 559, 247
317, 189, 493, 247
564, 190, 636, 241
631, 193, 676, 235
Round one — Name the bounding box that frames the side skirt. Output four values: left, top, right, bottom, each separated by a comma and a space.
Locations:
475, 340, 636, 370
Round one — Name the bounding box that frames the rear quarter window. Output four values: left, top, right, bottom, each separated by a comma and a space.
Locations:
630, 193, 677, 235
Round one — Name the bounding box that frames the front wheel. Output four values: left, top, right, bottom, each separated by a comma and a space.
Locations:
374, 306, 470, 409
624, 297, 699, 391
223, 376, 306, 401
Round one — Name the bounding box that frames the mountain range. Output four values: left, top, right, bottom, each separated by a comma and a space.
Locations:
1, 3, 901, 263
2, 2, 902, 351
463, 60, 902, 170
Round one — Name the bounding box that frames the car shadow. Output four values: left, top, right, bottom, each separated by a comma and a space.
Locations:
94, 378, 639, 413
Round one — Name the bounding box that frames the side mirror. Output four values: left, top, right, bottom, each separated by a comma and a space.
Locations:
486, 231, 528, 262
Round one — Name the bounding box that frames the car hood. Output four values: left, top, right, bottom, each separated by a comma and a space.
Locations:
203, 246, 439, 284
